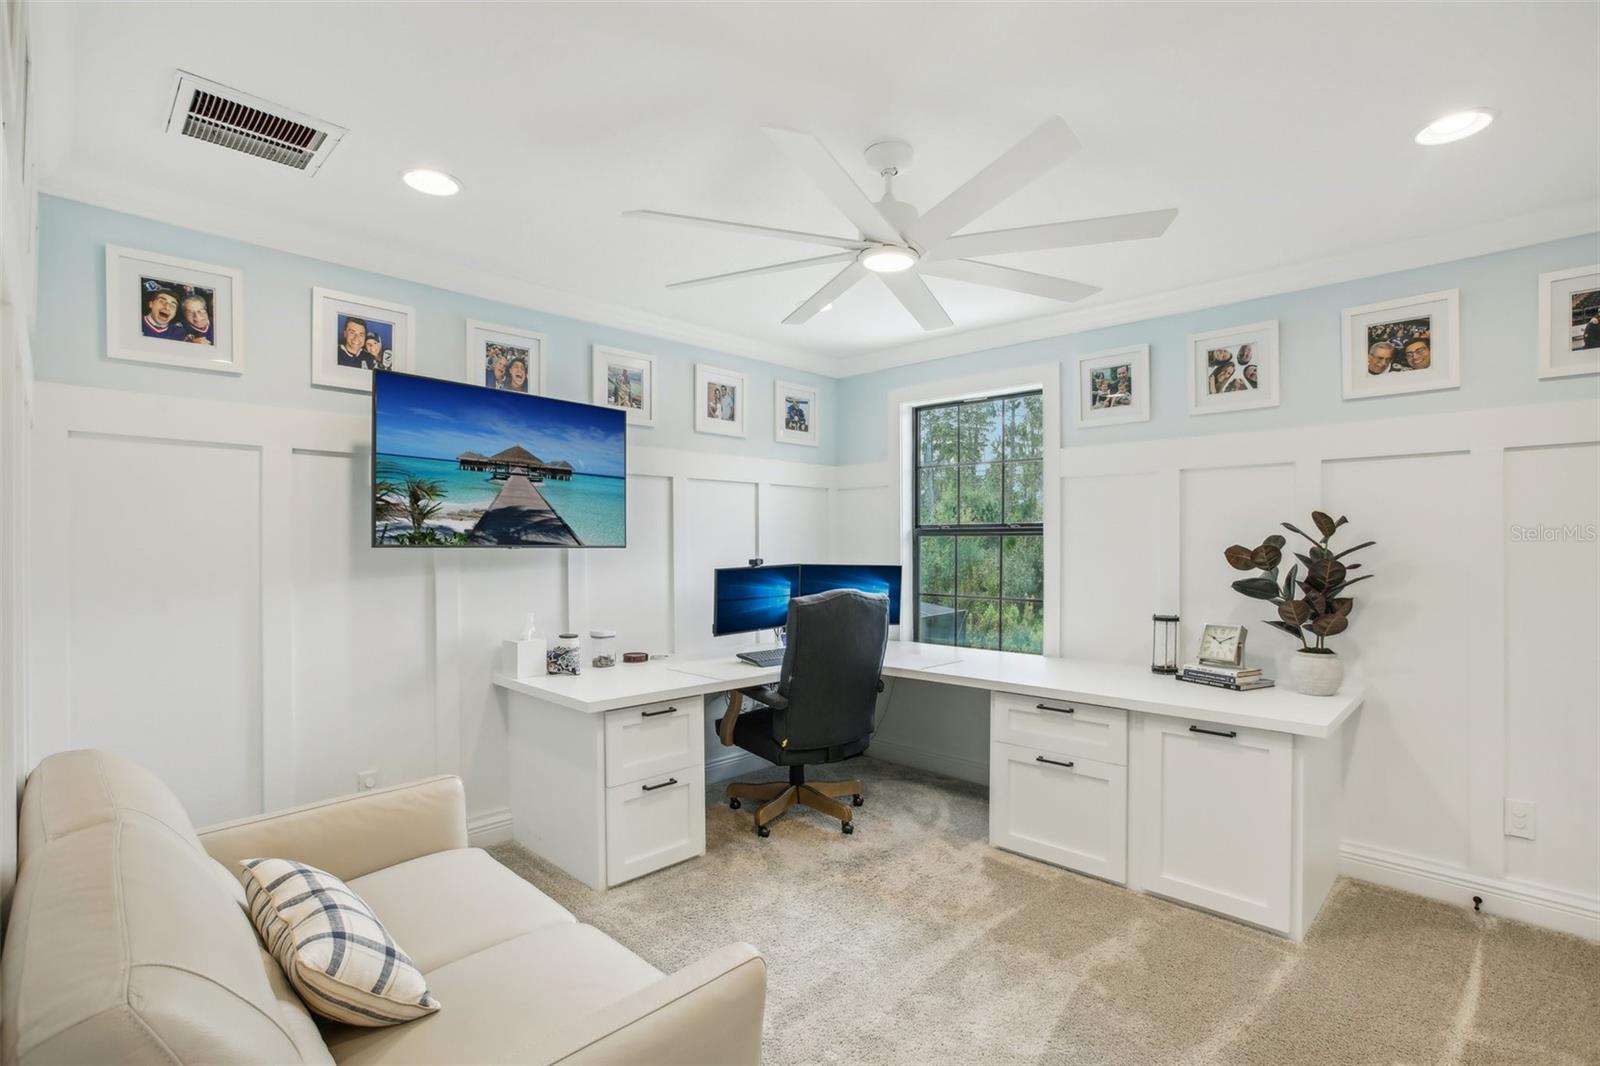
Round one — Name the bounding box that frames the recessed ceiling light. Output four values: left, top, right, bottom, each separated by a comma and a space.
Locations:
1414, 110, 1494, 146
821, 302, 834, 312
860, 245, 918, 273
402, 168, 461, 196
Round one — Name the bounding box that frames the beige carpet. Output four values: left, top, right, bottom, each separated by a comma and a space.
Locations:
489, 757, 1599, 1066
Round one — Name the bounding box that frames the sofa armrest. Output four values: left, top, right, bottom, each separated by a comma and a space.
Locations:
197, 775, 468, 882
546, 942, 767, 1066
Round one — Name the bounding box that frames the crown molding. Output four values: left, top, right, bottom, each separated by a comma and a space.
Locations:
40, 166, 840, 377
836, 199, 1600, 377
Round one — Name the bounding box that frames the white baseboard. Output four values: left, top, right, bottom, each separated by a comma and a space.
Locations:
869, 738, 988, 786
1340, 841, 1600, 941
467, 807, 513, 847
705, 748, 770, 785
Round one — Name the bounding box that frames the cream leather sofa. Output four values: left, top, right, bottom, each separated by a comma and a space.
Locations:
0, 750, 766, 1065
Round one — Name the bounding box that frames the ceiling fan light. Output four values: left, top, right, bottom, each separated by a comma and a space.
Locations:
1414, 110, 1494, 146
860, 245, 918, 273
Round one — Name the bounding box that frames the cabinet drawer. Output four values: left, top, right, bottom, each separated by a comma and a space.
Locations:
605, 765, 706, 887
989, 742, 1127, 884
991, 691, 1127, 765
1134, 716, 1292, 932
604, 697, 704, 787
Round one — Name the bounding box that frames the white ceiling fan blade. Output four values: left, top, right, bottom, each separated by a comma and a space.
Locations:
624, 209, 868, 251
911, 116, 1082, 249
921, 259, 1101, 303
762, 127, 902, 245
784, 262, 867, 325
666, 252, 855, 290
880, 271, 954, 331
935, 207, 1178, 259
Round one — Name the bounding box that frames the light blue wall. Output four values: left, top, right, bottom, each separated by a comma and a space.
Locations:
35, 195, 838, 464
836, 233, 1600, 464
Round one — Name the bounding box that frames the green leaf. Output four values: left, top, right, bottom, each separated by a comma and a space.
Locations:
1334, 540, 1376, 560
1312, 511, 1338, 538
1295, 552, 1317, 571
1279, 600, 1312, 625
1309, 614, 1349, 637
1251, 543, 1282, 570
1231, 577, 1283, 600
1263, 534, 1287, 550
1282, 522, 1321, 547
1335, 515, 1348, 529
1332, 597, 1353, 617
1281, 563, 1298, 600
1264, 620, 1307, 641
1336, 574, 1373, 591
1224, 544, 1256, 571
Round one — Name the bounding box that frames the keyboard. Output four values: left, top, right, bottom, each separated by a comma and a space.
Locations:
735, 647, 787, 668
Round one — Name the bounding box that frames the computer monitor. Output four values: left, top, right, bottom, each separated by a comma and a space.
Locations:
797, 564, 902, 624
711, 564, 801, 636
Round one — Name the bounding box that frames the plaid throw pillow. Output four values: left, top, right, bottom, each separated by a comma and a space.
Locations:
241, 857, 441, 1027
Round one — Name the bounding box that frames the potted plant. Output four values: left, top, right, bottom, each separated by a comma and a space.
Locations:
1224, 512, 1374, 696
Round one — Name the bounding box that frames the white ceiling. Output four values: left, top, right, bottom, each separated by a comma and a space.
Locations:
50, 2, 1600, 370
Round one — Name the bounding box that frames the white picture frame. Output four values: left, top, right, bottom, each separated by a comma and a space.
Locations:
591, 345, 656, 426
466, 320, 545, 394
694, 363, 746, 438
1340, 289, 1460, 400
311, 287, 415, 392
774, 380, 819, 446
1187, 320, 1279, 415
1537, 265, 1600, 379
104, 245, 244, 374
1075, 344, 1150, 428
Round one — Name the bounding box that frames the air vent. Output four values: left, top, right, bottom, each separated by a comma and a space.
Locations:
164, 71, 346, 175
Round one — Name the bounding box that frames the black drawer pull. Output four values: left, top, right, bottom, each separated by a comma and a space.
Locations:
1035, 755, 1075, 769
1036, 703, 1075, 715
1189, 725, 1238, 739
641, 777, 678, 791
641, 706, 677, 717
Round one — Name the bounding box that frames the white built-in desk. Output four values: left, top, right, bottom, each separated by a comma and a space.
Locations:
494, 641, 1363, 940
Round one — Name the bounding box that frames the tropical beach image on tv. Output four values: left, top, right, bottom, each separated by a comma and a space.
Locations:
372, 371, 626, 548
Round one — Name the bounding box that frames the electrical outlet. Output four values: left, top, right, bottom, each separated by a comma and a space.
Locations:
356, 769, 378, 792
1504, 799, 1536, 840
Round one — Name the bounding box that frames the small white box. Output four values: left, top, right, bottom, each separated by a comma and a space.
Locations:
503, 638, 548, 679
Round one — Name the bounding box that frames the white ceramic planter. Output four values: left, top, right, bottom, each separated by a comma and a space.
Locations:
1292, 650, 1344, 696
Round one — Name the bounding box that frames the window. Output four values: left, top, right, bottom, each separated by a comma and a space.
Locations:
913, 391, 1044, 653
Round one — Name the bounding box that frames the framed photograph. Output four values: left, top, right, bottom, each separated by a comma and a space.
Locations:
774, 380, 819, 446
1187, 321, 1279, 415
466, 320, 544, 394
591, 345, 656, 426
311, 287, 415, 392
1075, 344, 1150, 427
104, 245, 244, 374
694, 364, 746, 438
1198, 623, 1247, 668
1341, 289, 1460, 400
1537, 265, 1600, 379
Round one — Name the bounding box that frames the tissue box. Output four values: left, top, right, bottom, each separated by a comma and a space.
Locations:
502, 638, 548, 679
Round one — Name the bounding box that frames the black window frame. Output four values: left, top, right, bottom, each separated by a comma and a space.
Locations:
912, 391, 1045, 653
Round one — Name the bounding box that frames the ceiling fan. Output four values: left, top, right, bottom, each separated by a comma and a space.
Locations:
625, 116, 1177, 331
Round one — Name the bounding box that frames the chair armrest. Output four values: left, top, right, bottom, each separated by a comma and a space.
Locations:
738, 685, 788, 711
545, 943, 767, 1066
197, 775, 467, 882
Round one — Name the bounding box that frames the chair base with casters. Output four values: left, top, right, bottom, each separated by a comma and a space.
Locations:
726, 763, 865, 836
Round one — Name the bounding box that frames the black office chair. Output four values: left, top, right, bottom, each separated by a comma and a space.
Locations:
717, 588, 889, 836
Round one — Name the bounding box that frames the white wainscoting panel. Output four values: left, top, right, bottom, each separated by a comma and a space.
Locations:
1325, 451, 1476, 871
760, 484, 829, 565
67, 432, 264, 825
290, 449, 437, 804
587, 474, 674, 656
1504, 442, 1600, 897
1060, 472, 1160, 664
830, 482, 896, 564
680, 478, 758, 656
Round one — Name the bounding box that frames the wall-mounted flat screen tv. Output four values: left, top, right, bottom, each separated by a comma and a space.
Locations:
372, 370, 626, 548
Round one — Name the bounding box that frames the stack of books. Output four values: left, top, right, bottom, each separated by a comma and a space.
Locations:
1176, 662, 1275, 691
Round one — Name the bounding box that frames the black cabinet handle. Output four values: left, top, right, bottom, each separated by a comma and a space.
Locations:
1189, 724, 1238, 739
641, 777, 678, 791
641, 706, 677, 717
1036, 703, 1075, 715
1035, 755, 1075, 769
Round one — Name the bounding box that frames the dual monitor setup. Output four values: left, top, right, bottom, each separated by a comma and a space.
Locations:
713, 562, 902, 637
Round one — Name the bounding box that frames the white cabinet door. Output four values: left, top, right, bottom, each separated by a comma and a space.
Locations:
1135, 716, 1292, 932
989, 741, 1127, 884
605, 764, 706, 887
604, 697, 704, 787
991, 692, 1127, 765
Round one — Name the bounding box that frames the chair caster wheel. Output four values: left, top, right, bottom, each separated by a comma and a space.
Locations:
756, 825, 770, 838
729, 798, 741, 810
852, 794, 864, 807
842, 822, 854, 835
